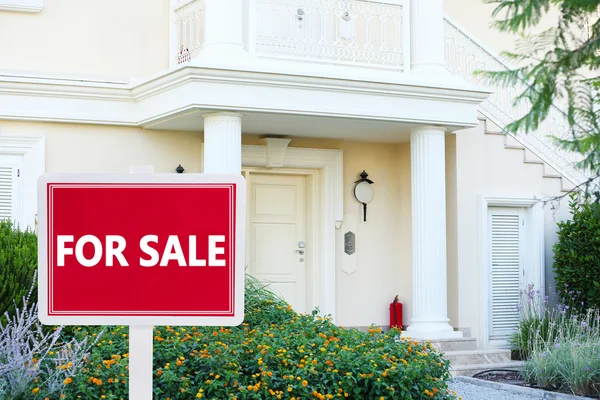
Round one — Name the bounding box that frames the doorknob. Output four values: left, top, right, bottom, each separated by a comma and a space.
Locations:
296, 241, 305, 255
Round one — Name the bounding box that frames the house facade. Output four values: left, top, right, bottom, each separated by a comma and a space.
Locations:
0, 0, 583, 348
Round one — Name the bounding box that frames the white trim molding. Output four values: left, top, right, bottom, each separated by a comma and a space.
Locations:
241, 145, 343, 320
478, 195, 545, 348
0, 0, 44, 13
0, 135, 45, 230
0, 0, 42, 12
0, 65, 488, 130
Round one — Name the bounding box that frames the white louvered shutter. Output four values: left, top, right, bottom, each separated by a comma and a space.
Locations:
488, 208, 523, 340
0, 156, 21, 224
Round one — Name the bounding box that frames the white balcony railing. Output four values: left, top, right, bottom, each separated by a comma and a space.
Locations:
174, 0, 205, 65
173, 0, 409, 71
444, 16, 593, 187
255, 0, 407, 69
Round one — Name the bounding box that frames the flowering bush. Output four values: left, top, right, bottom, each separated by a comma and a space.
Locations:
21, 277, 456, 399
0, 277, 97, 400
512, 284, 600, 396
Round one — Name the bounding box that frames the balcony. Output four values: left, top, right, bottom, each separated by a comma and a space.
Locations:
172, 0, 410, 72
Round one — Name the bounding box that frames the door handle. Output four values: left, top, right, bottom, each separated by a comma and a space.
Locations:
296, 249, 305, 255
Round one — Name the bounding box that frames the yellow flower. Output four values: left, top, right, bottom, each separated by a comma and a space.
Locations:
63, 377, 73, 384
302, 380, 308, 387
32, 388, 40, 393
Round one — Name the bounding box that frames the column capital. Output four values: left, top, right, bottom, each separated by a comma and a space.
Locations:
203, 112, 242, 174
410, 126, 447, 135
202, 112, 244, 120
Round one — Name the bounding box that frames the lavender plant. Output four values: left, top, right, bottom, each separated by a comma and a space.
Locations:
512, 284, 600, 396
0, 275, 100, 399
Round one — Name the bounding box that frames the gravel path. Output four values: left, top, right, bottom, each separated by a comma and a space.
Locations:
450, 379, 543, 400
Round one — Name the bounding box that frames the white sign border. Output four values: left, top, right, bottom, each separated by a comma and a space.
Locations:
37, 173, 246, 327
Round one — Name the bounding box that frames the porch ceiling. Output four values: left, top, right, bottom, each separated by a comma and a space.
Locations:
143, 109, 416, 143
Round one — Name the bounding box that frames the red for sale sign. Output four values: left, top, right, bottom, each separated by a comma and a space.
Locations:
37, 174, 245, 326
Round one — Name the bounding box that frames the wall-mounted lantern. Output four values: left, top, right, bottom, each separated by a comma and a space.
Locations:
353, 170, 374, 221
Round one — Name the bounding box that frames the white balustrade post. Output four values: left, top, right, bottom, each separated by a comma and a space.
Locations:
203, 112, 243, 174
410, 0, 445, 74
406, 126, 461, 339
168, 0, 178, 68
202, 0, 247, 61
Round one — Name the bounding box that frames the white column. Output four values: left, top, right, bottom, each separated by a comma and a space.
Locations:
202, 0, 246, 61
203, 112, 243, 174
410, 0, 445, 74
406, 126, 461, 339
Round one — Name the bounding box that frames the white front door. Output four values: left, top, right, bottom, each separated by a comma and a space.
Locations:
487, 207, 525, 342
246, 172, 307, 312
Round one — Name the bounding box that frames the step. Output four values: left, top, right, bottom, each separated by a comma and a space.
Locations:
523, 148, 543, 164
444, 349, 511, 365
427, 337, 478, 352
451, 361, 524, 377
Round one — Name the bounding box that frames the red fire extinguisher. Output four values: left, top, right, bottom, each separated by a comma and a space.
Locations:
390, 295, 403, 329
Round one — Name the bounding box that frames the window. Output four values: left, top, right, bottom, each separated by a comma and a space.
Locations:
0, 135, 45, 231
0, 155, 22, 225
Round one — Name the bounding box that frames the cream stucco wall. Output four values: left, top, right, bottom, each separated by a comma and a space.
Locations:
1, 121, 202, 173
2, 119, 573, 333
444, 0, 562, 60
446, 134, 459, 329
453, 119, 571, 344
0, 0, 170, 78
243, 135, 413, 328
3, 123, 413, 328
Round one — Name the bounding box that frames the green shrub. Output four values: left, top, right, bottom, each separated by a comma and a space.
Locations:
553, 194, 600, 311
0, 220, 37, 324
30, 277, 457, 399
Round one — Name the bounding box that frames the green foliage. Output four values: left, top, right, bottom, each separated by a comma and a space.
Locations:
27, 277, 456, 399
0, 220, 38, 324
481, 0, 600, 181
553, 193, 600, 310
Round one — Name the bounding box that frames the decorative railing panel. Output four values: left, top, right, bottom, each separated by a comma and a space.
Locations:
444, 16, 592, 186
255, 0, 407, 70
174, 0, 205, 65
